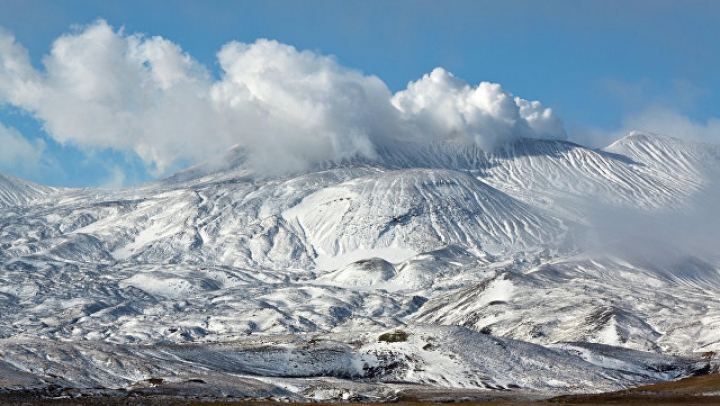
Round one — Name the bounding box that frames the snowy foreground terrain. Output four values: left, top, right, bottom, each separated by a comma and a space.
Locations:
0, 132, 719, 401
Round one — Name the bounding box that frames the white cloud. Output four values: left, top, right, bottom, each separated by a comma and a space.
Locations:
392, 68, 567, 150
0, 27, 42, 106
0, 20, 568, 177
515, 97, 567, 141
0, 123, 45, 174
1, 21, 219, 174
211, 39, 396, 173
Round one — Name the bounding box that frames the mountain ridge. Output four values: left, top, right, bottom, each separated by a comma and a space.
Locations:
0, 171, 56, 208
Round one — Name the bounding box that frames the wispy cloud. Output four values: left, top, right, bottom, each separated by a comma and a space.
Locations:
622, 107, 720, 143
0, 122, 45, 176
601, 78, 708, 112
569, 77, 720, 148
571, 107, 720, 149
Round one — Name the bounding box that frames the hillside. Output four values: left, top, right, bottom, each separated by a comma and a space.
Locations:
0, 133, 718, 400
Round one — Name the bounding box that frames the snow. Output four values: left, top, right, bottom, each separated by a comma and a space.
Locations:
0, 133, 719, 398
0, 172, 55, 207
314, 247, 417, 271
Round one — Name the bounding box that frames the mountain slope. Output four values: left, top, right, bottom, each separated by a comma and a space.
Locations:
605, 131, 720, 184
0, 172, 55, 207
413, 255, 720, 353
0, 132, 719, 398
283, 168, 567, 257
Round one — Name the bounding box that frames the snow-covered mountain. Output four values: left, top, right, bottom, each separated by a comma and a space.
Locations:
0, 132, 719, 400
0, 172, 55, 208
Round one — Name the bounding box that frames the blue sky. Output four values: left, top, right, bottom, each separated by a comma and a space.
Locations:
0, 0, 719, 187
